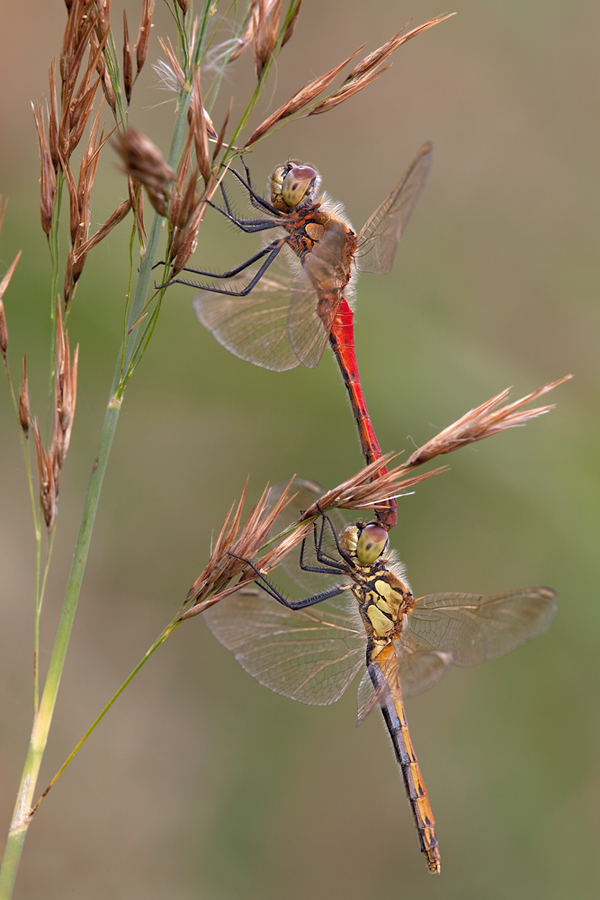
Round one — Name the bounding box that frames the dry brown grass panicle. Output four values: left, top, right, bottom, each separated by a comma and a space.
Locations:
182, 478, 301, 617
246, 12, 453, 143
245, 45, 364, 146
343, 14, 456, 84
404, 375, 572, 468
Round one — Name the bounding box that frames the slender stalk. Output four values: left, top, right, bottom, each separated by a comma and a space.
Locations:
0, 57, 192, 895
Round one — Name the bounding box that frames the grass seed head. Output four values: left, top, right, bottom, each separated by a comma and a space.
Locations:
245, 44, 363, 146
19, 356, 30, 438
123, 10, 133, 105
135, 0, 155, 76
113, 127, 176, 217
0, 300, 7, 361
32, 103, 56, 236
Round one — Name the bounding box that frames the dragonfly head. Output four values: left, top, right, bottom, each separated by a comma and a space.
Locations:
339, 521, 389, 566
270, 161, 320, 211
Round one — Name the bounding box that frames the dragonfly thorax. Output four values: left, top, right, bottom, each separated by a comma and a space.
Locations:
270, 161, 320, 212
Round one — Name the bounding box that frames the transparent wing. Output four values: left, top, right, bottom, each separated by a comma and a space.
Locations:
264, 478, 348, 594
287, 272, 330, 369
405, 587, 558, 668
355, 142, 432, 275
193, 271, 300, 372
204, 588, 366, 706
356, 636, 453, 722
288, 223, 351, 368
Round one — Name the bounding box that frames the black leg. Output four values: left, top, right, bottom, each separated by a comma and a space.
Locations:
158, 241, 285, 293
228, 551, 347, 610
297, 522, 348, 577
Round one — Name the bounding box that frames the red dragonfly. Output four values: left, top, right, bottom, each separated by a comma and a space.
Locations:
168, 145, 433, 530
203, 479, 558, 873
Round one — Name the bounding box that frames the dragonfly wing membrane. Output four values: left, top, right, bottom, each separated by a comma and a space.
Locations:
288, 223, 351, 369
194, 272, 300, 371
407, 587, 558, 668
287, 273, 331, 369
355, 142, 433, 275
204, 590, 366, 706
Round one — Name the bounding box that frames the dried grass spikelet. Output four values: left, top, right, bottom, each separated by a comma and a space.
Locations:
157, 36, 186, 92
191, 71, 212, 184
113, 126, 176, 217
281, 0, 302, 48
73, 198, 133, 261
32, 103, 57, 236
177, 0, 189, 14
245, 45, 364, 146
19, 355, 30, 438
0, 301, 8, 363
94, 0, 110, 45
182, 478, 303, 616
345, 14, 455, 85
32, 418, 56, 530
63, 109, 111, 303
127, 176, 147, 246
404, 375, 573, 469
309, 67, 390, 116
253, 0, 284, 79
309, 13, 456, 116
30, 301, 80, 529
181, 374, 571, 618
226, 0, 282, 64
48, 61, 60, 173
245, 12, 454, 142
0, 248, 22, 361
168, 184, 209, 275
52, 304, 79, 472
123, 10, 133, 105
135, 0, 155, 76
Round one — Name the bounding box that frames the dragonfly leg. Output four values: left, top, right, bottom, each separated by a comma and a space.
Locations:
158, 241, 285, 293
297, 521, 348, 576
207, 182, 280, 232
314, 512, 356, 569
228, 165, 282, 216
227, 551, 347, 610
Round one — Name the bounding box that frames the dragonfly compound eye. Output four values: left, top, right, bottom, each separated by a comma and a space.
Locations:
356, 523, 389, 565
281, 165, 318, 208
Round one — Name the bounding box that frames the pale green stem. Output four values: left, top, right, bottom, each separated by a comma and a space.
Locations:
0, 73, 194, 894
0, 7, 238, 892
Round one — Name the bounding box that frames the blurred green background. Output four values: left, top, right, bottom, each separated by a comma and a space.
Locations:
0, 1, 597, 898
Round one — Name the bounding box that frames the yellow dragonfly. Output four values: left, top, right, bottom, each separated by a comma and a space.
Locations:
204, 479, 558, 873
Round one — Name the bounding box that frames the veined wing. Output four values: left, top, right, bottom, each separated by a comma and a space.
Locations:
204, 588, 365, 706
356, 586, 557, 716
405, 587, 558, 669
355, 636, 452, 722
193, 271, 299, 372
288, 223, 351, 368
355, 143, 432, 275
